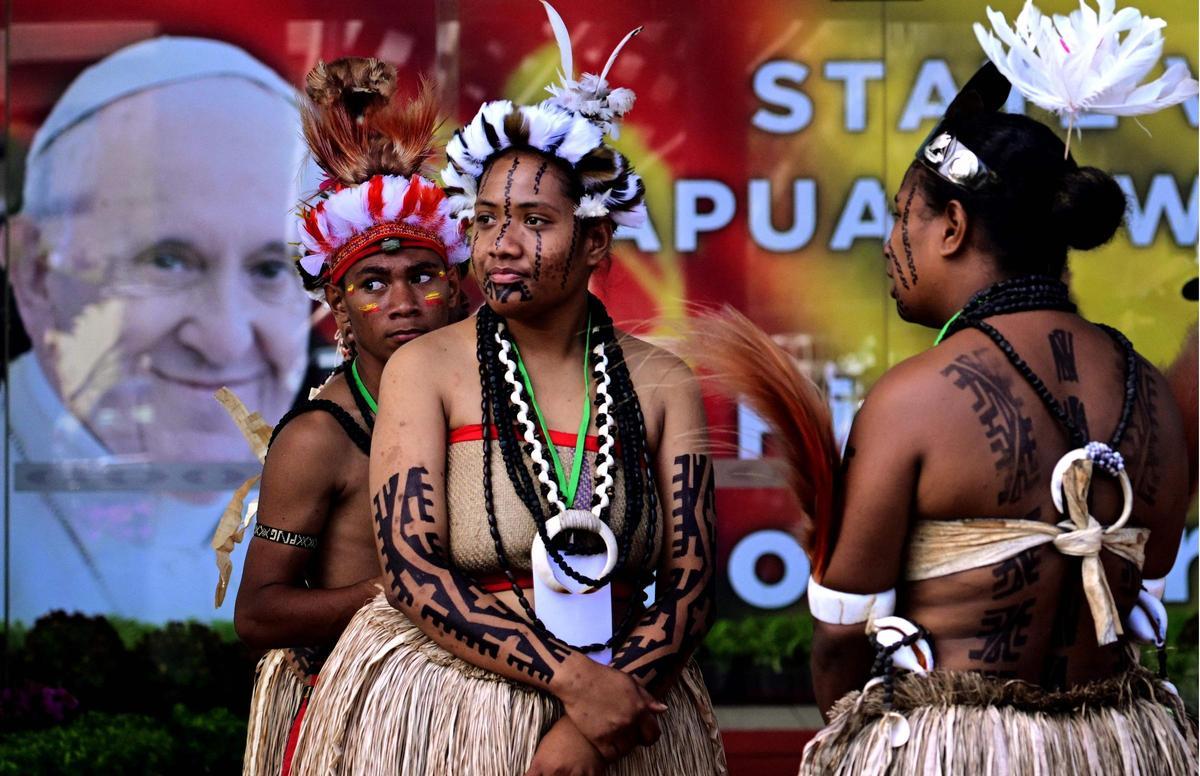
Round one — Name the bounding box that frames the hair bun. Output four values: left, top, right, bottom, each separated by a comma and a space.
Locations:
1053, 165, 1126, 251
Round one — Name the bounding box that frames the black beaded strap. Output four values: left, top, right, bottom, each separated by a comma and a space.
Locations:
269, 399, 371, 456
474, 300, 654, 653
940, 276, 1139, 452
254, 522, 319, 550
942, 276, 1077, 342
969, 319, 1138, 450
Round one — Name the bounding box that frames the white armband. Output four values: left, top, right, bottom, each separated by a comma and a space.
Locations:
807, 576, 895, 625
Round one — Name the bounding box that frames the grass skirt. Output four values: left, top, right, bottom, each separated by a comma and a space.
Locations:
290, 593, 727, 775
800, 667, 1198, 775
242, 649, 308, 776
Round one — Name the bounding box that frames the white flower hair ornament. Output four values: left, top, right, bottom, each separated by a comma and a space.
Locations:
974, 0, 1199, 153
440, 1, 646, 226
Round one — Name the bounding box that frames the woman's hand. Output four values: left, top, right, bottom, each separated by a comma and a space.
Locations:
524, 717, 607, 776
552, 653, 666, 761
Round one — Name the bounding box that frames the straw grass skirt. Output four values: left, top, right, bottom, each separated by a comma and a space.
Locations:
800, 668, 1198, 775
242, 649, 309, 776
290, 593, 728, 775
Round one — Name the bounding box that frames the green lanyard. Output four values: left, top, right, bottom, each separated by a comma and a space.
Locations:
509, 315, 592, 508
351, 359, 379, 414
933, 309, 964, 347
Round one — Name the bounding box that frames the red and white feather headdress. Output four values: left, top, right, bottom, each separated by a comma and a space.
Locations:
296, 59, 468, 295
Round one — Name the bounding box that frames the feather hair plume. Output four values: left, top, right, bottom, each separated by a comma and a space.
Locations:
974, 0, 1198, 139
684, 307, 841, 579
302, 58, 440, 186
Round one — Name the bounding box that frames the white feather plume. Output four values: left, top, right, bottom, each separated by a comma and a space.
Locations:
974, 0, 1198, 127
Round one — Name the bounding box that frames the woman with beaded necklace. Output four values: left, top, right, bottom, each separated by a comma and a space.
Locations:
782, 17, 1198, 775
288, 5, 726, 775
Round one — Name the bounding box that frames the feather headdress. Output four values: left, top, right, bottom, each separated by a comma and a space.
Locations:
440, 2, 646, 225
297, 58, 467, 296
683, 307, 841, 580
974, 0, 1198, 142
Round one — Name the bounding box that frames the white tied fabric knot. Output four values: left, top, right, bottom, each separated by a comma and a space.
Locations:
1052, 517, 1105, 558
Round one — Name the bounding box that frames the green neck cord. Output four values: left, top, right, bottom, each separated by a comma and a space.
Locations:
934, 309, 964, 346
351, 359, 379, 414
510, 313, 593, 508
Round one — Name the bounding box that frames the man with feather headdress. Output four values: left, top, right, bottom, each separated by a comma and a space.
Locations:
230, 57, 468, 776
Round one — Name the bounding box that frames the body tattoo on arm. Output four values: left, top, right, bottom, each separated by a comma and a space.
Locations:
942, 351, 1040, 505
610, 454, 716, 690
373, 468, 570, 685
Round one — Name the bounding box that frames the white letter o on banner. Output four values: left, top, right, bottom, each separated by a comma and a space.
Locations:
727, 529, 809, 609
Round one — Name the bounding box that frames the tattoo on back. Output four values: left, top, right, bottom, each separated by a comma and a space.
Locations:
1048, 329, 1079, 382
991, 547, 1041, 599
969, 597, 1035, 664
1065, 396, 1090, 441
373, 468, 569, 685
611, 454, 716, 688
942, 351, 1040, 506
1124, 360, 1162, 506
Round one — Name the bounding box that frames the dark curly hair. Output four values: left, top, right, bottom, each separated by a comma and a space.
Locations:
914, 111, 1127, 279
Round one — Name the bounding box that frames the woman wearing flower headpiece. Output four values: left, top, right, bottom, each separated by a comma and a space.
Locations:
289, 5, 726, 775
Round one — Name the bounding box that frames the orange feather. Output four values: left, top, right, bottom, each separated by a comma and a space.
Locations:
685, 306, 840, 578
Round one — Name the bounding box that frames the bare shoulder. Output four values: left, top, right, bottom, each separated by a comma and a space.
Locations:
263, 398, 357, 480
615, 330, 698, 398
383, 316, 477, 381
855, 334, 992, 430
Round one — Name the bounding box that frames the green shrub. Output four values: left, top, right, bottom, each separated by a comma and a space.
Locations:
0, 712, 172, 775
0, 707, 246, 775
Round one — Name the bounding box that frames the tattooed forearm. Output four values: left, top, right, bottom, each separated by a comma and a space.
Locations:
611, 454, 716, 690
373, 468, 571, 686
943, 351, 1040, 505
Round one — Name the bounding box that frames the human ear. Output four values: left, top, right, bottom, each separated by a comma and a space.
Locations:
324, 281, 350, 330
940, 200, 969, 257
581, 218, 614, 270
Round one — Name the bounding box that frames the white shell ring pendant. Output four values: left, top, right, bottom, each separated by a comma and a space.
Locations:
495, 323, 620, 595
1049, 448, 1134, 530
